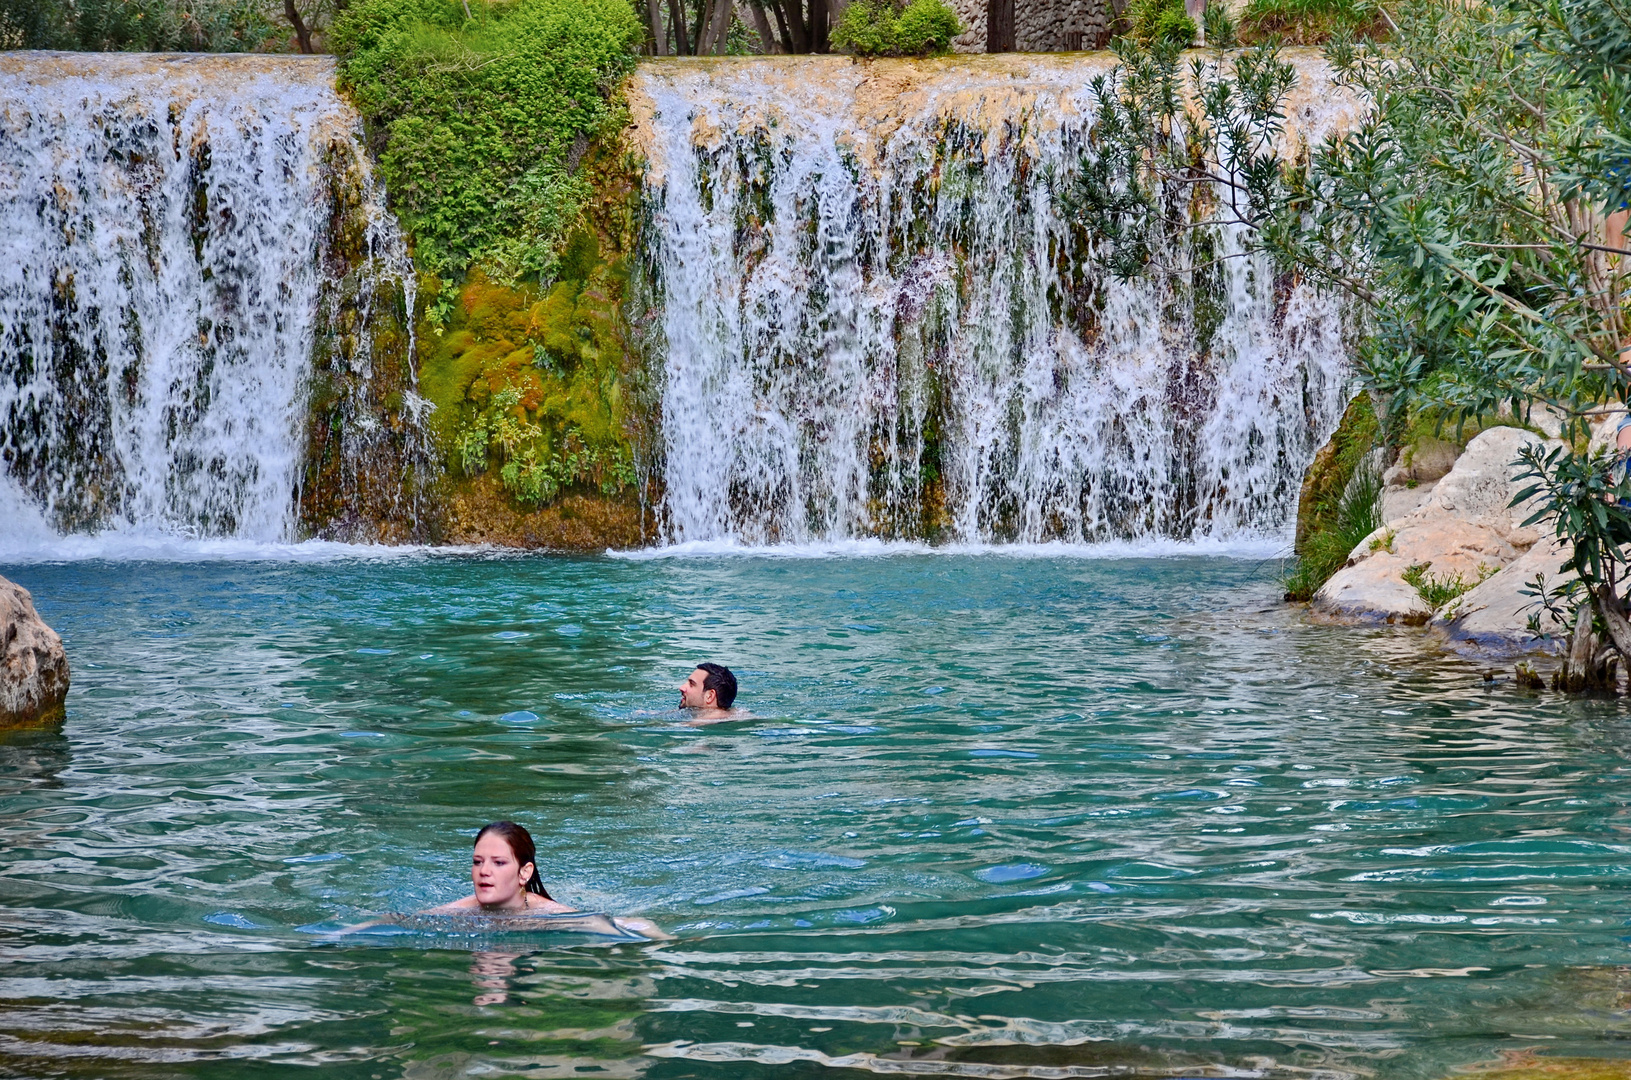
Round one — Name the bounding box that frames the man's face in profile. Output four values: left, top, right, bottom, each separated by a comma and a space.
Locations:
678, 668, 715, 709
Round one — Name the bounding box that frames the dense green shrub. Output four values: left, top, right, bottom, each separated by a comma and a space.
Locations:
830, 0, 961, 57
1238, 0, 1380, 44
331, 0, 642, 279
1122, 0, 1196, 48
0, 0, 278, 50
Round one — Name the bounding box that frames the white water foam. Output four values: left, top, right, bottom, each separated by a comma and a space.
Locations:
0, 532, 473, 565
607, 536, 1289, 561
629, 54, 1356, 549
0, 52, 410, 546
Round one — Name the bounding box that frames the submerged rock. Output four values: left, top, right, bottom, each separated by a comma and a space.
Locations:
0, 575, 69, 727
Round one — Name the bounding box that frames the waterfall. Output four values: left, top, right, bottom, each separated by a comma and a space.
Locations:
0, 52, 420, 544
629, 53, 1360, 547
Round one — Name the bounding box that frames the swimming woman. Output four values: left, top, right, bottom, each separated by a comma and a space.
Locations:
423, 821, 667, 939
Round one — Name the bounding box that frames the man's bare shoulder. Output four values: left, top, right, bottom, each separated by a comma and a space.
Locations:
684, 707, 752, 727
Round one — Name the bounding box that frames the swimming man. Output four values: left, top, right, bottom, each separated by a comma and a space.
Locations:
678, 662, 738, 723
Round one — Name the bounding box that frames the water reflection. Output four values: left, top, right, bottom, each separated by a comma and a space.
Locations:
0, 726, 71, 791
471, 950, 518, 1005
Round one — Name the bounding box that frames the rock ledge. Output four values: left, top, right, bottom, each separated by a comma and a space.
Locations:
1, 575, 69, 727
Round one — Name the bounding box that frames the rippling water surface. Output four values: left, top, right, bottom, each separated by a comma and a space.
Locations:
5, 550, 1631, 1080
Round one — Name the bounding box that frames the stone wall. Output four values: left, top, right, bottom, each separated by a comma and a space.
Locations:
948, 0, 1111, 52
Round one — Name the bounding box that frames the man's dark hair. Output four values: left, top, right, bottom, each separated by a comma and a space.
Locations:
696, 663, 737, 708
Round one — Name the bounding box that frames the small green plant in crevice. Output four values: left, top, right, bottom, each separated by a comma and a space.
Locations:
831, 0, 961, 56
1401, 561, 1497, 611
1514, 661, 1546, 689
459, 387, 635, 504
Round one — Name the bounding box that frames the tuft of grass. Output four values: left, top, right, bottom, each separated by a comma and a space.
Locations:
1401, 561, 1498, 610
1238, 0, 1382, 44
1283, 457, 1383, 601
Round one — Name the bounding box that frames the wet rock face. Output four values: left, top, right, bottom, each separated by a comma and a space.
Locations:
0, 576, 69, 727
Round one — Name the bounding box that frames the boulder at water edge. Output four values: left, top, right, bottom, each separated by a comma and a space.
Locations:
1313, 426, 1558, 641
1437, 535, 1572, 655
0, 575, 69, 727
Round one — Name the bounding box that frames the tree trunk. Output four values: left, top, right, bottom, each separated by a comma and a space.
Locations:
1567, 602, 1597, 689
1596, 582, 1631, 661
747, 2, 779, 52
647, 0, 669, 54
284, 0, 313, 53
667, 0, 691, 53
703, 0, 734, 53
692, 0, 709, 54
775, 0, 808, 51
986, 0, 1014, 51
771, 0, 799, 50
809, 0, 828, 52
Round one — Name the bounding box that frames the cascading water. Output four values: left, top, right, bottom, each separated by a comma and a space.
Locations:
629, 53, 1362, 546
0, 52, 422, 544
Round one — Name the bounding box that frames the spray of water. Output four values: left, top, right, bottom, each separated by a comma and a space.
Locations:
629, 53, 1357, 546
0, 52, 419, 543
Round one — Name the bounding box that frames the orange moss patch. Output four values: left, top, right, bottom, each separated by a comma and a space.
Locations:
442, 475, 648, 550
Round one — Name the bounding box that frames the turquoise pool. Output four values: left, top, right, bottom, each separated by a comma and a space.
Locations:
3, 550, 1629, 1079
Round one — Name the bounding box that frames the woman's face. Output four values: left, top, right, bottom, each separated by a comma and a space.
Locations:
471, 833, 533, 909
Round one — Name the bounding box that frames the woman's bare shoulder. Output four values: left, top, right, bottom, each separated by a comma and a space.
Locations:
528, 899, 581, 915
421, 895, 481, 914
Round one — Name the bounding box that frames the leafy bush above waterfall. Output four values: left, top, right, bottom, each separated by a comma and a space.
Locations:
0, 0, 278, 50
831, 0, 961, 56
1237, 0, 1382, 44
331, 0, 642, 279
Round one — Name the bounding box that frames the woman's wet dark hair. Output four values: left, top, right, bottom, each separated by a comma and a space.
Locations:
476, 821, 551, 899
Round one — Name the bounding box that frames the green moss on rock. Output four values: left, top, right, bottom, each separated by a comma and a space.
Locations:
1285, 393, 1383, 600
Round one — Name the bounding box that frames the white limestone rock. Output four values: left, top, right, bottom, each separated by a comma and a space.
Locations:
1, 575, 69, 727
1417, 426, 1552, 536
1436, 536, 1572, 656
1380, 479, 1435, 525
